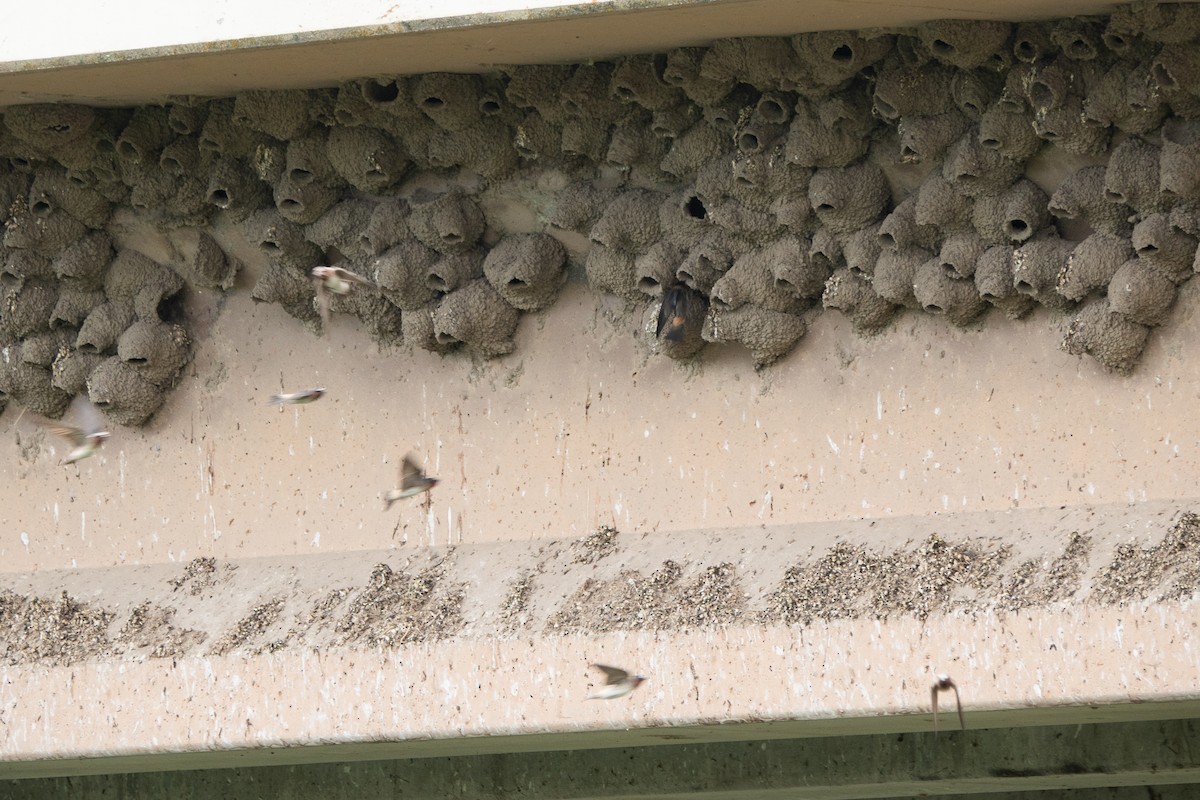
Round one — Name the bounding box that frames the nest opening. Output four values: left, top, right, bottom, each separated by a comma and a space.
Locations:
364, 80, 400, 103
930, 39, 956, 57
157, 290, 187, 324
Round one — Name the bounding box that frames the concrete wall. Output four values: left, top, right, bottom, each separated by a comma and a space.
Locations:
3, 1, 1200, 796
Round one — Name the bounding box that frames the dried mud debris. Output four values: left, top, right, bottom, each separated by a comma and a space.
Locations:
546, 560, 745, 633
335, 561, 465, 647
572, 526, 619, 564
998, 532, 1091, 611
498, 573, 536, 635
291, 587, 353, 640
210, 597, 286, 656
4, 512, 1200, 668
1093, 512, 1200, 605
116, 601, 207, 659
760, 535, 1012, 624
0, 589, 113, 666
168, 556, 223, 595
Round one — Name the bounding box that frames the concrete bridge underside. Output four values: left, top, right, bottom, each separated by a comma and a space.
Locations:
4, 1, 1200, 797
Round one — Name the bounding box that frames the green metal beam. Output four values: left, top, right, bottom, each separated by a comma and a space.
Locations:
6, 719, 1200, 800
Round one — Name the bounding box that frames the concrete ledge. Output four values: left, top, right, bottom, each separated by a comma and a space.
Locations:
0, 0, 1136, 106
2, 501, 1199, 778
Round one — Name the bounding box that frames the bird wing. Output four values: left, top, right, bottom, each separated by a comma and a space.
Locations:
75, 397, 106, 436
592, 663, 629, 684
656, 286, 683, 338
313, 277, 332, 334
400, 455, 424, 491
951, 683, 965, 731
41, 423, 86, 447
931, 684, 940, 735
337, 267, 375, 288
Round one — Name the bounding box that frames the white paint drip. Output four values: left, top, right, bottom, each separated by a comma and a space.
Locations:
826, 435, 840, 455
757, 491, 771, 519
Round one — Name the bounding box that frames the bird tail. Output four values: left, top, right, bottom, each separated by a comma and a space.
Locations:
267, 395, 285, 405
662, 316, 686, 342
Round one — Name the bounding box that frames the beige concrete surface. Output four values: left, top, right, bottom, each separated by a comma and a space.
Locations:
3, 600, 1200, 778
2, 499, 1198, 777
0, 0, 1146, 106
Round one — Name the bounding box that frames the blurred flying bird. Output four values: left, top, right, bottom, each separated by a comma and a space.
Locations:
312, 266, 375, 335
38, 397, 109, 465
931, 674, 965, 735
384, 453, 439, 509
656, 283, 708, 342
587, 663, 647, 699
268, 388, 326, 406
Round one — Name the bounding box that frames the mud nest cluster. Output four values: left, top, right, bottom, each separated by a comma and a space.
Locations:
1, 1, 1197, 429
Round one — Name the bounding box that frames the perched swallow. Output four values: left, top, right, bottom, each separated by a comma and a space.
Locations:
384, 454, 439, 509
656, 283, 708, 342
37, 398, 109, 465
587, 663, 647, 700
268, 388, 326, 406
312, 266, 375, 335
931, 674, 965, 735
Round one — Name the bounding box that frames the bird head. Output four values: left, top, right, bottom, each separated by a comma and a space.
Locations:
630, 675, 648, 688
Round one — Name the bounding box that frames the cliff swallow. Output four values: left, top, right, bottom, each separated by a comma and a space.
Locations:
312, 266, 375, 335
267, 388, 326, 406
384, 454, 439, 509
931, 674, 965, 735
37, 398, 109, 465
587, 663, 647, 699
656, 283, 708, 342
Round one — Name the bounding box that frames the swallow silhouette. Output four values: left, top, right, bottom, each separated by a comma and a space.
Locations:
587, 663, 647, 699
931, 674, 965, 735
312, 266, 375, 336
384, 453, 439, 509
37, 398, 109, 465
268, 388, 326, 405
656, 283, 708, 342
